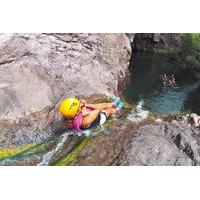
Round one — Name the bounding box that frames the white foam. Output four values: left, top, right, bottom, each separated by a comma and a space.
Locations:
127, 100, 149, 122
37, 129, 94, 166
82, 129, 92, 137
155, 118, 162, 122
37, 131, 74, 166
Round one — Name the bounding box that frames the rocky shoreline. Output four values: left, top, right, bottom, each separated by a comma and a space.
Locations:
63, 112, 200, 166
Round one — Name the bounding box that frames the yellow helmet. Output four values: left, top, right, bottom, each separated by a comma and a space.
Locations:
59, 98, 80, 119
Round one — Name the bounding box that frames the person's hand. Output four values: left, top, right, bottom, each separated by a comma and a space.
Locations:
79, 99, 86, 109
81, 107, 89, 116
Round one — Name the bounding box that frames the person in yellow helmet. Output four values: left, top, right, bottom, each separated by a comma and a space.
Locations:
59, 97, 80, 119
59, 97, 124, 131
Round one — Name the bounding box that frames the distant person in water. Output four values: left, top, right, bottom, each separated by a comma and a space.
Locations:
59, 97, 124, 131
160, 73, 176, 86
160, 73, 167, 86
167, 74, 176, 86
169, 74, 176, 85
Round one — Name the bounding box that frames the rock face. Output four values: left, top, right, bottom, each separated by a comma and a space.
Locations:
184, 86, 200, 115
117, 116, 200, 166
132, 33, 181, 51
117, 122, 195, 165
0, 33, 131, 148
1, 105, 200, 165
68, 116, 200, 166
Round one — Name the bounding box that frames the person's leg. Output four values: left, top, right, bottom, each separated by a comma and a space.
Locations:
102, 108, 118, 118
86, 102, 115, 111
81, 110, 100, 128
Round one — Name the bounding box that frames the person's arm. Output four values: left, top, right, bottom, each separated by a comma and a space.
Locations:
85, 103, 98, 110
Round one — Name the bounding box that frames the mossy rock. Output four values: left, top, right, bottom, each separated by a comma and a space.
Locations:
53, 138, 89, 166
0, 139, 57, 162
0, 144, 33, 160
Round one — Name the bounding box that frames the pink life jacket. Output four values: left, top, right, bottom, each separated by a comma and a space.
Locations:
72, 107, 93, 131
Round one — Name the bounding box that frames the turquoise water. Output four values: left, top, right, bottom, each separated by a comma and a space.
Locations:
125, 52, 200, 115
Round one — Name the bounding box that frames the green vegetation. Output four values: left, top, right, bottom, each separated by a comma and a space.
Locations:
53, 138, 88, 166
182, 34, 200, 69
0, 140, 56, 162
155, 34, 200, 71
0, 144, 34, 159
